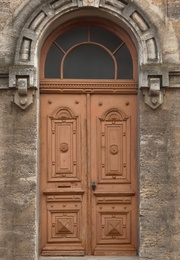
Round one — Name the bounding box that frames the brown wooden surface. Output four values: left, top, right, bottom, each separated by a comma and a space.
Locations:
90, 94, 138, 255
40, 94, 87, 256
40, 92, 138, 256
40, 17, 138, 257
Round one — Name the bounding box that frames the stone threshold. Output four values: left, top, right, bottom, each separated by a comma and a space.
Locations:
39, 256, 139, 260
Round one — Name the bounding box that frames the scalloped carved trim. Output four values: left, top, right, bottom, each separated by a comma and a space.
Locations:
100, 108, 129, 121
40, 81, 138, 94
51, 106, 77, 119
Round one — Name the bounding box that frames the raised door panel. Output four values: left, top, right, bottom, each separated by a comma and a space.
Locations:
91, 94, 138, 255
40, 94, 87, 256
97, 108, 130, 183
47, 107, 80, 181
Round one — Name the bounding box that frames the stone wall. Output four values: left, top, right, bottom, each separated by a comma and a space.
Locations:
0, 1, 179, 260
0, 90, 38, 260
140, 87, 180, 260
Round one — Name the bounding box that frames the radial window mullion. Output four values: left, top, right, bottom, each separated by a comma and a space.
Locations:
113, 42, 125, 55
115, 44, 133, 79
44, 23, 134, 80
45, 43, 64, 78
88, 26, 91, 42
54, 41, 66, 54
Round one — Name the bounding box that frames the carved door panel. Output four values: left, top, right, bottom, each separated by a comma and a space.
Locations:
40, 93, 138, 256
90, 94, 138, 255
40, 94, 87, 256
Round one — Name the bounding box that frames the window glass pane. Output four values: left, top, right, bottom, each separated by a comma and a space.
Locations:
45, 44, 63, 78
63, 44, 114, 79
91, 26, 123, 52
55, 26, 88, 52
115, 44, 133, 79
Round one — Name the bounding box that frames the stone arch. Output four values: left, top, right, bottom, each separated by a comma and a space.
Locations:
13, 0, 161, 66
9, 0, 179, 109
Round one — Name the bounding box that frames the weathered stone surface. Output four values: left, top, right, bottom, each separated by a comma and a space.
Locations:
139, 88, 180, 260
0, 90, 38, 260
167, 1, 180, 19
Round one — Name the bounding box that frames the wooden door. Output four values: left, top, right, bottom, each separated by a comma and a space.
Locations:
40, 94, 87, 255
40, 91, 138, 256
90, 94, 138, 255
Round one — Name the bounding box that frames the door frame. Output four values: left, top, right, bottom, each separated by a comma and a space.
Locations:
40, 85, 138, 256
40, 16, 139, 256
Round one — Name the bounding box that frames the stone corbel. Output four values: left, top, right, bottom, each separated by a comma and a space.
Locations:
142, 77, 165, 109
9, 66, 36, 109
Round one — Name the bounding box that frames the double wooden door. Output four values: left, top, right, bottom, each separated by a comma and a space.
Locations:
40, 91, 138, 256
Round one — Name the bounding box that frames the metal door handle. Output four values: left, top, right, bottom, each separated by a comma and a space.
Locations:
91, 182, 96, 190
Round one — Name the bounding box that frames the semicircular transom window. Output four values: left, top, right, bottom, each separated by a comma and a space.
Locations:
44, 25, 134, 80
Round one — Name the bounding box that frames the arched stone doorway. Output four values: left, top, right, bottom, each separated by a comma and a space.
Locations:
40, 17, 138, 256
5, 1, 179, 260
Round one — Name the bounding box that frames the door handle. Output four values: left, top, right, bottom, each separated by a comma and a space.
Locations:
91, 182, 96, 191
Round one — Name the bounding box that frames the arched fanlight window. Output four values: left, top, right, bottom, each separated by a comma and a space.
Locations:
42, 20, 136, 80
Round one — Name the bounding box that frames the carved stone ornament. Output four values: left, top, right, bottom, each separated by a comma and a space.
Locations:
78, 0, 100, 7
142, 77, 165, 109
9, 66, 36, 109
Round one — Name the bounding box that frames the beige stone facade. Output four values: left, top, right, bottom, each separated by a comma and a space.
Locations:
0, 0, 180, 259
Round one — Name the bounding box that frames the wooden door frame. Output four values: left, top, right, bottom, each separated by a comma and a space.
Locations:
40, 17, 138, 256
40, 80, 138, 255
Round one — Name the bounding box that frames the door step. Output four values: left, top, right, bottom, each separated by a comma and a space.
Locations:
39, 256, 139, 260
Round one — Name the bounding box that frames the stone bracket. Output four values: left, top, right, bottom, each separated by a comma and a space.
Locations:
14, 78, 35, 109
142, 76, 165, 109
9, 66, 36, 109
140, 66, 169, 109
